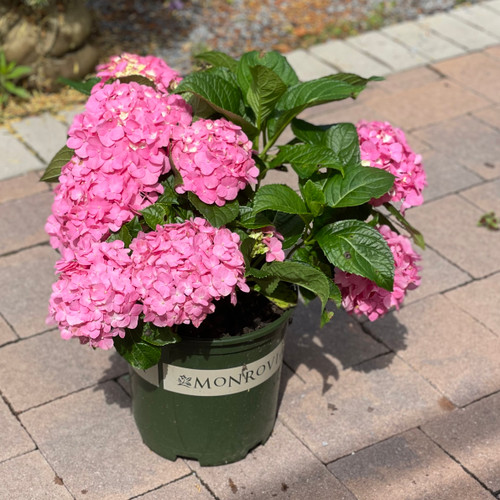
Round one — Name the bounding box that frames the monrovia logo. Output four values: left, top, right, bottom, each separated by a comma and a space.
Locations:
160, 341, 285, 397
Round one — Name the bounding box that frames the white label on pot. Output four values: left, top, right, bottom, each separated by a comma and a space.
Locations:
160, 340, 285, 397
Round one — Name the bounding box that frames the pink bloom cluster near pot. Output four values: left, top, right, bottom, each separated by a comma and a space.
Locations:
44, 52, 426, 354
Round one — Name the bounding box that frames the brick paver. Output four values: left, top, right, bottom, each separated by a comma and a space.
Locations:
460, 178, 500, 213
366, 295, 500, 407
0, 170, 48, 205
20, 382, 190, 500
422, 391, 500, 492
0, 315, 17, 346
138, 475, 215, 499
328, 429, 495, 500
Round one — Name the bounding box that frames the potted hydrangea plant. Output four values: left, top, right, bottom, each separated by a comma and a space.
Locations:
41, 50, 426, 466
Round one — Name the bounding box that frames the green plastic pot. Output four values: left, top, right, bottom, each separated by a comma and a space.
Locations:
129, 307, 293, 466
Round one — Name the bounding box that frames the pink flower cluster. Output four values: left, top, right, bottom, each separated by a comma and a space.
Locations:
334, 225, 422, 321
46, 80, 192, 252
261, 227, 285, 262
96, 52, 182, 93
357, 120, 427, 212
171, 118, 259, 206
48, 241, 142, 350
130, 218, 249, 328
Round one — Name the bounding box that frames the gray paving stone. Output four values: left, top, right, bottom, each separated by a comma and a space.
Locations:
0, 396, 35, 463
20, 381, 190, 500
485, 0, 500, 13
365, 79, 489, 131
189, 421, 355, 499
432, 52, 500, 105
279, 354, 447, 463
285, 49, 335, 80
11, 113, 68, 164
0, 451, 73, 499
474, 103, 500, 129
422, 391, 500, 492
285, 300, 388, 386
0, 246, 58, 338
57, 105, 84, 127
407, 195, 500, 278
329, 428, 495, 500
0, 330, 128, 412
0, 170, 49, 204
310, 40, 391, 77
460, 178, 500, 214
365, 295, 500, 406
445, 272, 500, 337
419, 150, 483, 202
139, 474, 215, 499
415, 115, 500, 180
0, 128, 44, 180
451, 4, 500, 39
382, 21, 464, 62
418, 12, 499, 51
348, 31, 429, 72
404, 247, 470, 305
0, 315, 17, 346
0, 190, 52, 255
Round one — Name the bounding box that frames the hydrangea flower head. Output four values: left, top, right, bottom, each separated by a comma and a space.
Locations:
48, 240, 142, 350
171, 118, 259, 206
357, 120, 427, 211
96, 52, 182, 93
334, 225, 421, 321
130, 218, 249, 328
249, 227, 285, 262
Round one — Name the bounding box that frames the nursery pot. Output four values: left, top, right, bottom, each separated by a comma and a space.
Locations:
129, 308, 293, 466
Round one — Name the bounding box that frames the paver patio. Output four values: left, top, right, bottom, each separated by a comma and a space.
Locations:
1, 2, 499, 498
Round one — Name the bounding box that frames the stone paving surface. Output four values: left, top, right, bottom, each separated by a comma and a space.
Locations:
1, 2, 499, 499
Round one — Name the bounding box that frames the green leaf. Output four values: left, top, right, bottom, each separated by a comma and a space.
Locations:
118, 74, 157, 88
271, 144, 344, 179
3, 80, 30, 99
237, 50, 299, 98
256, 261, 331, 311
58, 76, 100, 95
324, 123, 361, 168
107, 224, 132, 247
7, 65, 31, 80
384, 203, 426, 249
175, 70, 257, 137
268, 73, 376, 143
141, 323, 181, 346
40, 145, 74, 182
238, 205, 273, 229
317, 220, 394, 290
324, 166, 395, 208
240, 236, 256, 268
188, 193, 239, 227
272, 212, 305, 248
291, 118, 333, 145
253, 184, 309, 215
328, 281, 342, 307
158, 177, 179, 205
260, 281, 298, 309
141, 204, 168, 230
247, 65, 287, 128
125, 216, 143, 240
195, 51, 238, 72
114, 335, 161, 370
301, 180, 325, 216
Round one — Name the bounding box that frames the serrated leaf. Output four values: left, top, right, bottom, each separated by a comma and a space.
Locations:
316, 220, 394, 290
40, 145, 75, 182
301, 179, 326, 216
247, 65, 287, 128
107, 224, 132, 247
195, 51, 238, 71
240, 236, 256, 268
324, 123, 361, 168
268, 73, 375, 143
328, 281, 342, 307
238, 205, 273, 229
125, 216, 143, 240
324, 166, 395, 208
253, 184, 309, 215
261, 282, 298, 309
271, 144, 344, 178
237, 51, 299, 98
58, 76, 100, 95
291, 118, 334, 145
115, 339, 161, 370
272, 212, 305, 249
158, 177, 179, 205
188, 192, 239, 227
141, 323, 181, 346
141, 204, 167, 230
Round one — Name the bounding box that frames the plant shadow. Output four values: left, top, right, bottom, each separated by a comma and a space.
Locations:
279, 298, 408, 403
94, 351, 131, 409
